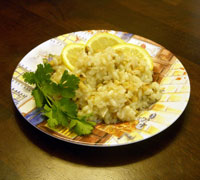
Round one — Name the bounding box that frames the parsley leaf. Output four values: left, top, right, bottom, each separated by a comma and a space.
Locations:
58, 98, 78, 118
34, 63, 53, 84
43, 104, 58, 127
23, 62, 95, 135
60, 70, 79, 89
58, 71, 80, 98
69, 119, 94, 136
23, 72, 35, 84
32, 88, 45, 108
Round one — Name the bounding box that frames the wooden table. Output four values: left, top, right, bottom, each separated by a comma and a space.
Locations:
0, 0, 200, 179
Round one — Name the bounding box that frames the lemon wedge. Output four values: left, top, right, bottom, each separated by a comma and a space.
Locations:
61, 43, 85, 71
86, 33, 125, 53
113, 44, 153, 70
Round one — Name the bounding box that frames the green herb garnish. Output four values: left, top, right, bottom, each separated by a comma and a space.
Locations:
23, 63, 95, 135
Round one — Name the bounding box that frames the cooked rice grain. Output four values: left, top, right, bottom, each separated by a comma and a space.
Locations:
51, 47, 161, 124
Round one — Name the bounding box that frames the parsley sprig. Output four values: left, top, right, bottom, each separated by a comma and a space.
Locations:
23, 63, 95, 135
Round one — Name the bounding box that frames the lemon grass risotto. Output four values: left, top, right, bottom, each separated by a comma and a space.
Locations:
50, 47, 161, 124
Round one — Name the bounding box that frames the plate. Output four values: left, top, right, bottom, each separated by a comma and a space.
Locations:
11, 30, 190, 147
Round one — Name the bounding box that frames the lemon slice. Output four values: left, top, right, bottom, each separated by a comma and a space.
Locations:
61, 43, 85, 71
113, 43, 153, 70
86, 33, 125, 53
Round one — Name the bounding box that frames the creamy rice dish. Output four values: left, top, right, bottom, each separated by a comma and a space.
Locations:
50, 47, 161, 124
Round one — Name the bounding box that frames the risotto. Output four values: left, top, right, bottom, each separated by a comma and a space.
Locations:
50, 47, 161, 124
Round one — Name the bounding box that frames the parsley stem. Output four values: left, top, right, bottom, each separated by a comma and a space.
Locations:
37, 83, 53, 107
45, 96, 53, 107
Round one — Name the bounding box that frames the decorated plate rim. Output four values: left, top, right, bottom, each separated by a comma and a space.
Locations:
11, 30, 191, 147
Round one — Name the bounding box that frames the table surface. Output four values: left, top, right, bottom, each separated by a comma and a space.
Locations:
0, 0, 200, 179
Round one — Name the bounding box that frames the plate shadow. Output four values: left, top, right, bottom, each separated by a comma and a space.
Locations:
14, 105, 186, 167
